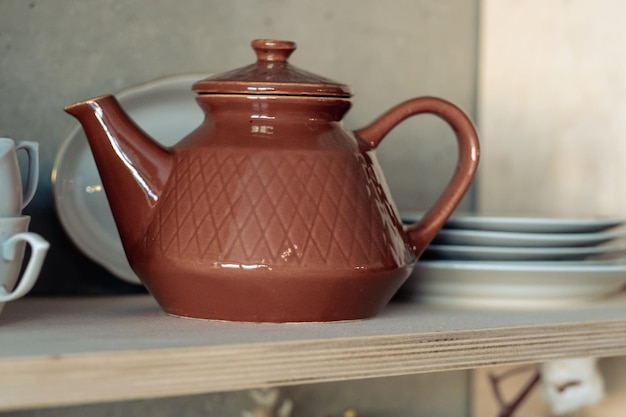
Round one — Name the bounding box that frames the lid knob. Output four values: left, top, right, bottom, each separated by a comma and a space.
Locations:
252, 39, 296, 62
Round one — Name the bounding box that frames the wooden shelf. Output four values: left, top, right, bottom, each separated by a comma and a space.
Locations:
2, 294, 626, 411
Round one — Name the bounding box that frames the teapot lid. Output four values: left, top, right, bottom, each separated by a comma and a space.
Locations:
192, 39, 353, 98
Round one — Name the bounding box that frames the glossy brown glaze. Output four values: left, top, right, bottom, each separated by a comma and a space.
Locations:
64, 39, 479, 322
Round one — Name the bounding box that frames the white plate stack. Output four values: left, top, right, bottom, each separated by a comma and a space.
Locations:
401, 214, 626, 308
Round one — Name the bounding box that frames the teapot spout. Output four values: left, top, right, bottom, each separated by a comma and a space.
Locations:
65, 95, 173, 252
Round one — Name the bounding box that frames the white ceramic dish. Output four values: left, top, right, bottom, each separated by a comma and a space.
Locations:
424, 243, 626, 262
443, 215, 625, 233
52, 74, 207, 284
404, 260, 626, 308
432, 228, 626, 248
403, 213, 626, 234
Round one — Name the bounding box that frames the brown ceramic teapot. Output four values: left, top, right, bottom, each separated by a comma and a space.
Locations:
65, 39, 479, 322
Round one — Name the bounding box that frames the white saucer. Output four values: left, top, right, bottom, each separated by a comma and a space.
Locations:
402, 212, 626, 234
52, 74, 207, 284
432, 228, 626, 248
424, 243, 626, 262
404, 260, 626, 308
443, 215, 625, 233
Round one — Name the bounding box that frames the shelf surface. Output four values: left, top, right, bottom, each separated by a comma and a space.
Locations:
2, 294, 626, 411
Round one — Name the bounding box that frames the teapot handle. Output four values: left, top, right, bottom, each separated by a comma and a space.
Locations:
354, 96, 480, 256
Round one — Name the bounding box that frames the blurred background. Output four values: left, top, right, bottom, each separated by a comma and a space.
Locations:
0, 0, 478, 295
2, 0, 626, 416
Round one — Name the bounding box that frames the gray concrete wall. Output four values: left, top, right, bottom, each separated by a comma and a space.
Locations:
0, 1, 478, 415
0, 0, 479, 294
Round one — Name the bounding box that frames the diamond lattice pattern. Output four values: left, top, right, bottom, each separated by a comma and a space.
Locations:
143, 149, 410, 269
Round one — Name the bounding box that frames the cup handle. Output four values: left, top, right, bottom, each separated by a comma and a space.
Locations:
0, 232, 49, 302
354, 96, 480, 256
16, 141, 39, 209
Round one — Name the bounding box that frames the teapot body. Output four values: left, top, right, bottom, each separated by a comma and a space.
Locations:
131, 95, 416, 322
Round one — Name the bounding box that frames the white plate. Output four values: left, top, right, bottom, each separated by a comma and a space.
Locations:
402, 212, 626, 233
432, 228, 626, 248
424, 243, 626, 262
443, 215, 625, 233
403, 260, 626, 308
52, 74, 207, 284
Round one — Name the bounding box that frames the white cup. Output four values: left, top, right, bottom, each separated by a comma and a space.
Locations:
0, 138, 39, 216
0, 216, 49, 315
